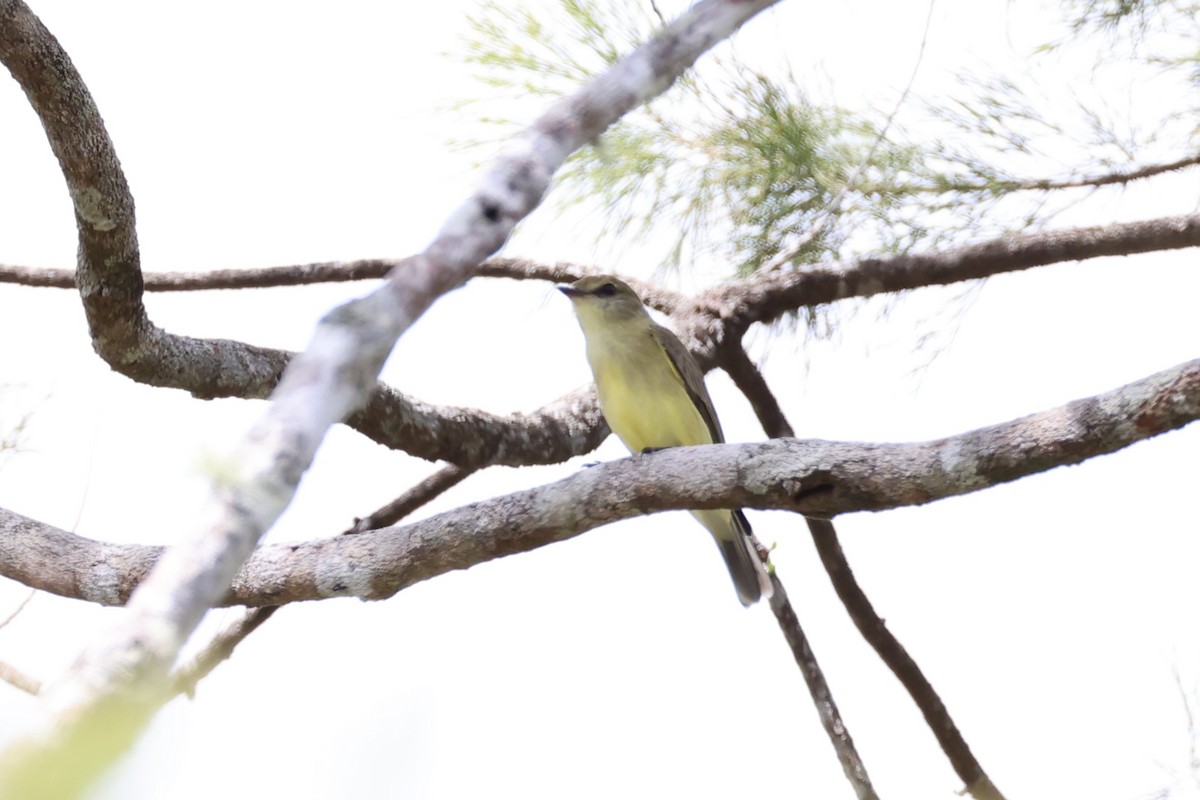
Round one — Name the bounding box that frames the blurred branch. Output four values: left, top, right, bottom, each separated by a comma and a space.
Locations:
1, 356, 1194, 608
0, 661, 40, 696
0, 592, 41, 694
768, 571, 879, 800
808, 518, 1007, 800
0, 0, 785, 795
0, 591, 40, 695
171, 461, 476, 699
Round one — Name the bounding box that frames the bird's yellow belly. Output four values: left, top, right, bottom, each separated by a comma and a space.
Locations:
593, 357, 712, 453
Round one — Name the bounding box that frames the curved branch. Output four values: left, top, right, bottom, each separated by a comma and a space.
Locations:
2, 357, 1193, 608
3, 16, 616, 466
2, 215, 1195, 465
5, 215, 1198, 319
351, 384, 609, 467
0, 2, 788, 794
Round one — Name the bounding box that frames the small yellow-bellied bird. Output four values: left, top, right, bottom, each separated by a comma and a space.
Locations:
559, 276, 772, 606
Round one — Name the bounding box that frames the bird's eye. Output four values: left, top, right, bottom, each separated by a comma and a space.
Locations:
597, 282, 617, 297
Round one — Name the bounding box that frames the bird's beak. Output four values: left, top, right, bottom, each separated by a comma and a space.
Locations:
557, 284, 583, 298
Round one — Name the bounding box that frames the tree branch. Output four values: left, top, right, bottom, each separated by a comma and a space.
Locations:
768, 571, 879, 800
710, 213, 1200, 332
717, 336, 1004, 798
0, 255, 686, 314
2, 213, 1194, 470
808, 518, 1007, 800
0, 1, 786, 795
167, 607, 277, 700
714, 343, 879, 797
718, 344, 795, 438
1, 357, 1192, 608
172, 461, 477, 699
344, 463, 474, 534
900, 152, 1200, 196
4, 214, 1197, 325
0, 661, 40, 696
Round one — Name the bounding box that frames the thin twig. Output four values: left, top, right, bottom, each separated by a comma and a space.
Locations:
768, 571, 879, 800
808, 518, 1007, 800
720, 334, 1002, 798
345, 463, 475, 534
168, 607, 277, 699
0, 593, 41, 694
721, 341, 876, 796
0, 591, 34, 631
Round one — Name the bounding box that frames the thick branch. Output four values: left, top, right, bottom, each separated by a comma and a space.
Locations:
349, 384, 609, 467
2, 357, 1193, 608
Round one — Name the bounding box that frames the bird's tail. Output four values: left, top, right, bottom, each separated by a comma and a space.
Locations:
714, 510, 773, 607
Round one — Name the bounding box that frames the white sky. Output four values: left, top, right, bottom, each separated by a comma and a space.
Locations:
1, 1, 1199, 799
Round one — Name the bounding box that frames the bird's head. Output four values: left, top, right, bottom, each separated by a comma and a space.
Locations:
558, 276, 648, 327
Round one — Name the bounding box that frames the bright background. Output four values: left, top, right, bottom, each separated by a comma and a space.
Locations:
1, 1, 1198, 798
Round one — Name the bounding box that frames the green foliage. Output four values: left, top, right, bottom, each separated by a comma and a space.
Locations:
1066, 0, 1168, 33
894, 0, 1200, 241
457, 0, 1199, 345
462, 0, 654, 98
460, 0, 925, 278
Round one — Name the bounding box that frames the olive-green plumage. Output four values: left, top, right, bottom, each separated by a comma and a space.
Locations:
559, 276, 771, 606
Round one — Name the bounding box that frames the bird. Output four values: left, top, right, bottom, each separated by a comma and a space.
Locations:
559, 275, 772, 605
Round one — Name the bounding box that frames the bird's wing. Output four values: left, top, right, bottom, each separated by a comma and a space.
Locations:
651, 322, 725, 444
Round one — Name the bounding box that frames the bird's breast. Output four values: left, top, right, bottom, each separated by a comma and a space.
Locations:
585, 330, 712, 453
